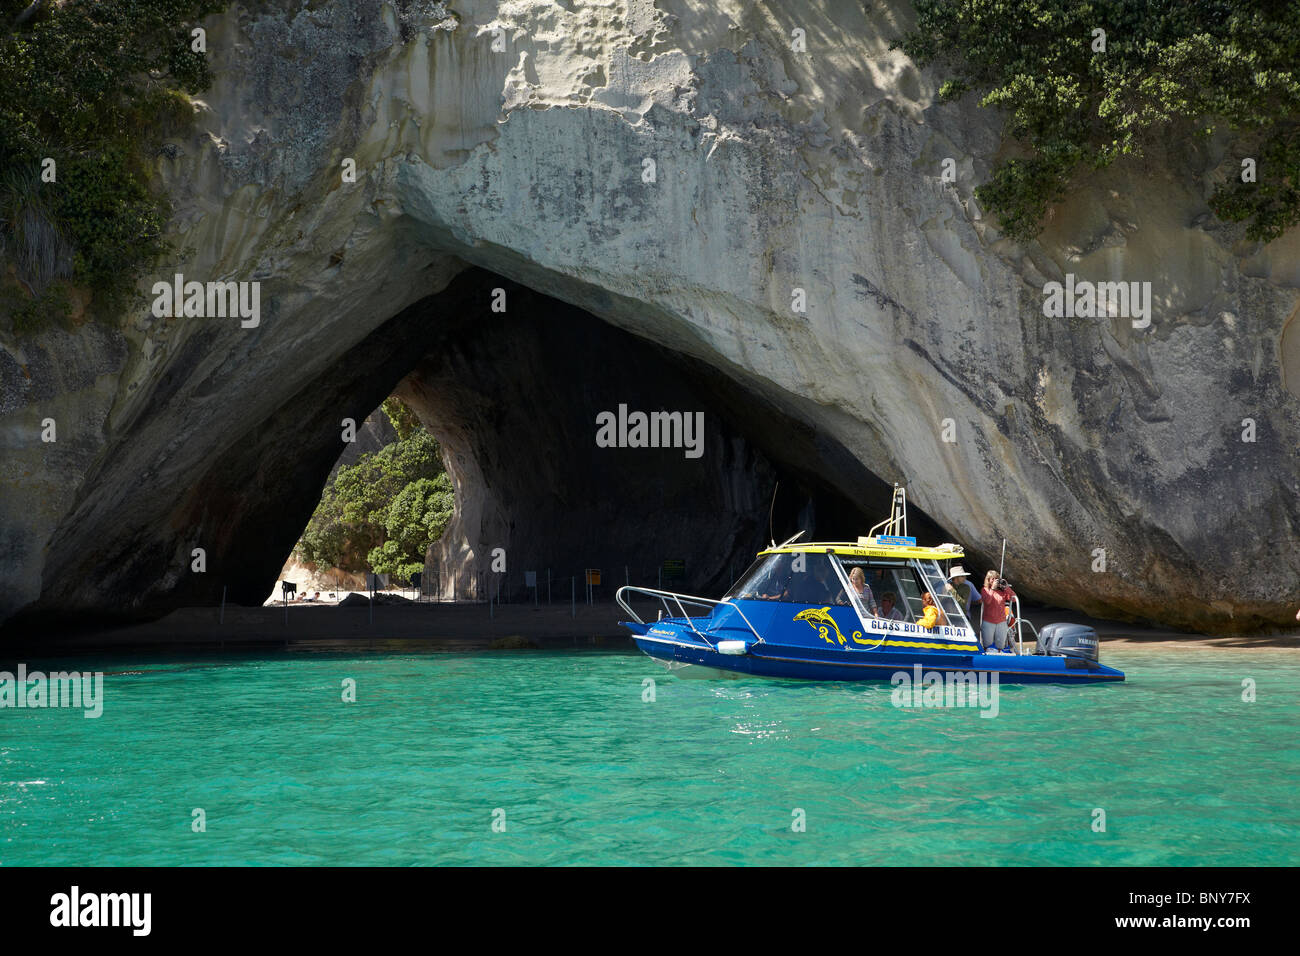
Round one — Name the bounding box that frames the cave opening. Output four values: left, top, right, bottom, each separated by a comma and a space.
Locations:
271, 267, 958, 609
5, 267, 959, 634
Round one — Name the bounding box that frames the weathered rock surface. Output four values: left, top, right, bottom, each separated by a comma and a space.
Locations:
2, 0, 1298, 635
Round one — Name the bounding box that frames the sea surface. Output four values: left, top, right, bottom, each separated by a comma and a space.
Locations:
1, 644, 1296, 866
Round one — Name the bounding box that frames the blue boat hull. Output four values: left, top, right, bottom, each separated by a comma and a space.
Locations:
625, 619, 1125, 685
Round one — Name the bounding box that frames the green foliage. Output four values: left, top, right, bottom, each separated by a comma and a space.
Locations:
1210, 124, 1300, 238
0, 163, 73, 297
0, 0, 227, 330
381, 396, 421, 442
296, 424, 454, 584
381, 476, 455, 559
1, 278, 72, 335
897, 0, 1300, 243
368, 474, 455, 580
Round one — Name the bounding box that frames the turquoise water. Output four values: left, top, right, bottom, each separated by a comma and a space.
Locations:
1, 644, 1297, 866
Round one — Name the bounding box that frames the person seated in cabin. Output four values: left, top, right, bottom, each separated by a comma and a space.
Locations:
878, 591, 905, 621
917, 591, 949, 630
847, 567, 879, 616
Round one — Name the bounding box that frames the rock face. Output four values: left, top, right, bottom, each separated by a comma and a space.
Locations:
1, 0, 1298, 635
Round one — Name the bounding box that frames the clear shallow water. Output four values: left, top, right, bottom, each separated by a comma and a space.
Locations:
1, 644, 1296, 866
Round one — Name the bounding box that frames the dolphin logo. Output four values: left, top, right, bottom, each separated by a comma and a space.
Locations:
794, 607, 847, 646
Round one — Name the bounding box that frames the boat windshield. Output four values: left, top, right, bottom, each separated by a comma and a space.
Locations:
916, 559, 969, 628
832, 556, 972, 630
724, 552, 850, 606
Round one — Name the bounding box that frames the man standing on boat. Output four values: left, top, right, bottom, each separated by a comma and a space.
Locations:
945, 566, 981, 623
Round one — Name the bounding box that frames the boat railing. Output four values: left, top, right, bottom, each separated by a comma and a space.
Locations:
1010, 596, 1039, 656
615, 586, 766, 647
866, 484, 909, 539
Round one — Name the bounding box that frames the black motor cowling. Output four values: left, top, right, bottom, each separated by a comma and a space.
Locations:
1035, 623, 1100, 662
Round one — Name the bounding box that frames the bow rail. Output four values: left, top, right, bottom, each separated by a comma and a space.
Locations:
615, 586, 765, 646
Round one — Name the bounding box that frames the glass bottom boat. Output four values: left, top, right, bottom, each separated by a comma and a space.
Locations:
617, 487, 1124, 685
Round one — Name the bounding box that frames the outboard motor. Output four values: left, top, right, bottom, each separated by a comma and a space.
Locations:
1035, 623, 1100, 662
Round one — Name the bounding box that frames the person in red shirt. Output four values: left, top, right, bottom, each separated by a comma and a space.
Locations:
979, 570, 1017, 653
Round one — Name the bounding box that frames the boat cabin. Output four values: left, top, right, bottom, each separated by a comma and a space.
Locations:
724, 540, 974, 634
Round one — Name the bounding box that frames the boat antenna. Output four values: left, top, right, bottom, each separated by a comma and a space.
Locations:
768, 481, 780, 548
998, 538, 1007, 581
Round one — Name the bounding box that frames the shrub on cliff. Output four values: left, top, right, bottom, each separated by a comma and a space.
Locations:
296, 402, 454, 584
897, 0, 1300, 243
368, 474, 456, 582
0, 0, 226, 329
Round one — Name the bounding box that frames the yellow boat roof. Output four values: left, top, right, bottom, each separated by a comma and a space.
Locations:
759, 541, 965, 561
